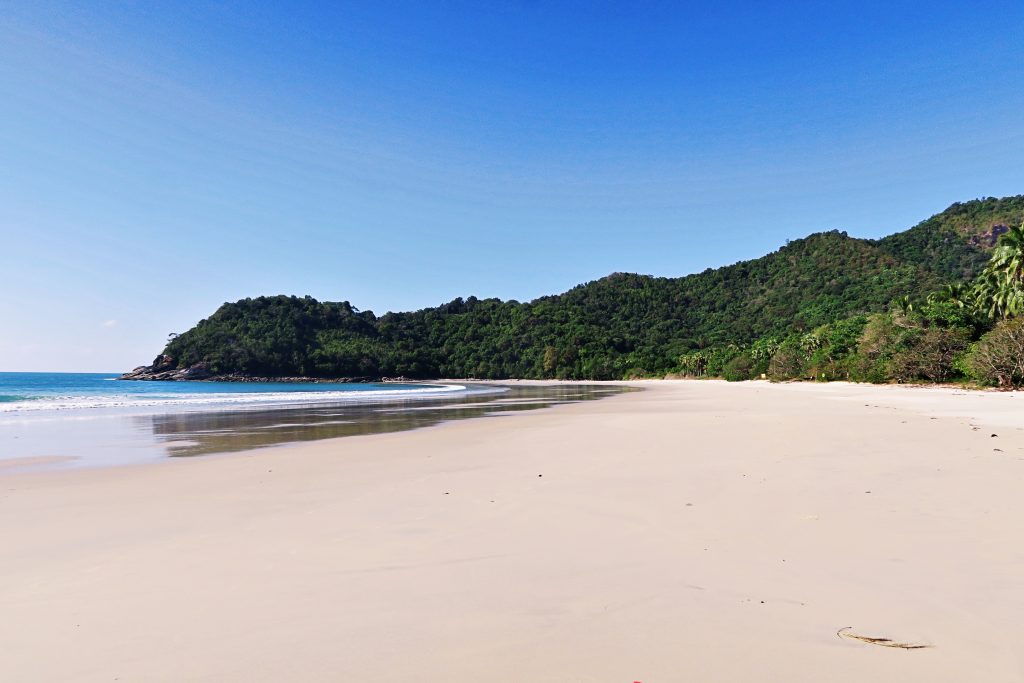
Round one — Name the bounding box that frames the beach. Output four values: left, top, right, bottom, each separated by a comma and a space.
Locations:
2, 380, 1022, 682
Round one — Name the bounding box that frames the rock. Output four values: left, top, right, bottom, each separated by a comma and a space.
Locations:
119, 355, 180, 380
151, 354, 176, 372
119, 359, 385, 384
176, 363, 212, 380
968, 223, 1011, 248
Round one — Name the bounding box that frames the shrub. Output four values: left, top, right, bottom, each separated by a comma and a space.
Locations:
706, 347, 742, 377
848, 313, 909, 382
723, 352, 756, 382
889, 327, 971, 382
767, 341, 807, 380
964, 318, 1024, 388
810, 359, 852, 382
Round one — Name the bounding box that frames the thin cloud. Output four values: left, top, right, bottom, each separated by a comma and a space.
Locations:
102, 319, 118, 328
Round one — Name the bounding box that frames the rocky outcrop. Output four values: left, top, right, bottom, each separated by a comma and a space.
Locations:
119, 356, 383, 383
119, 356, 213, 381
967, 223, 1011, 248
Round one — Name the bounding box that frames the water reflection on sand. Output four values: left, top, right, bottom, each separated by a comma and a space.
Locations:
0, 384, 632, 471
151, 385, 632, 457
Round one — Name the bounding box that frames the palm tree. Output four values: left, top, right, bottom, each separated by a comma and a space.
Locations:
974, 223, 1024, 319
799, 331, 822, 354
928, 283, 969, 308
893, 295, 915, 315
989, 223, 1024, 282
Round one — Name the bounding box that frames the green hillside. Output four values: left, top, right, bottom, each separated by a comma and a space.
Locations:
138, 196, 1024, 381
875, 195, 1024, 280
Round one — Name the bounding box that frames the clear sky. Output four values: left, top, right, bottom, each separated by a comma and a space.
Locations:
3, 1, 1024, 371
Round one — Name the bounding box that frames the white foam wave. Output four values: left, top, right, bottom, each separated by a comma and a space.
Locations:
0, 384, 468, 414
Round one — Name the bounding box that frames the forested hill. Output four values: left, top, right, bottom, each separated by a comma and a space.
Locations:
874, 195, 1024, 280
136, 196, 1024, 381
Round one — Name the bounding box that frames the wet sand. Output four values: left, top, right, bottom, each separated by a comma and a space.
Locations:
0, 384, 626, 470
2, 380, 1022, 681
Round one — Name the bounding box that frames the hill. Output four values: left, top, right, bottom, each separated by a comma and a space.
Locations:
127, 196, 1024, 381
875, 195, 1024, 280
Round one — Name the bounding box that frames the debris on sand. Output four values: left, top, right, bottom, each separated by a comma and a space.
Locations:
837, 626, 931, 650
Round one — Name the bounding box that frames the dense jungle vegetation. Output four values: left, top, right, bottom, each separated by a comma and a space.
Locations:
155, 196, 1024, 387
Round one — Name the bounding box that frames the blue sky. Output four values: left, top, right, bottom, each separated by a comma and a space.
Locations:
2, 1, 1024, 371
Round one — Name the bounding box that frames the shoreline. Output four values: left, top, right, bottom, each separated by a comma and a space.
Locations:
120, 366, 1016, 394
3, 380, 1023, 681
0, 382, 627, 474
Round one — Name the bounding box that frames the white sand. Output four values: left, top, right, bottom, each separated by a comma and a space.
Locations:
2, 380, 1023, 682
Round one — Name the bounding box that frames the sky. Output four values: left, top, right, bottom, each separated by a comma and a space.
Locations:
2, 1, 1024, 372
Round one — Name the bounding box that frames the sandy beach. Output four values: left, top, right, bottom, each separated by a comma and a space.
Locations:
2, 380, 1022, 682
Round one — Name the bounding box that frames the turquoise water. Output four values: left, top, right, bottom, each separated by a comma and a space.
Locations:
0, 372, 462, 413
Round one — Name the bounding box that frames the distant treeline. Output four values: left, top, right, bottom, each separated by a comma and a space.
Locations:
158, 196, 1024, 387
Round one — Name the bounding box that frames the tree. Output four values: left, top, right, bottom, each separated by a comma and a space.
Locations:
542, 346, 558, 376
965, 318, 1024, 387
927, 283, 969, 309
889, 327, 970, 382
973, 223, 1024, 319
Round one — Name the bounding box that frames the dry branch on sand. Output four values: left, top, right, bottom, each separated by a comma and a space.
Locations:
836, 626, 931, 650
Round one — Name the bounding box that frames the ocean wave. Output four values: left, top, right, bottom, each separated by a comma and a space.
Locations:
0, 384, 469, 414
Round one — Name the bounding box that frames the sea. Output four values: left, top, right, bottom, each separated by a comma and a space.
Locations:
0, 372, 467, 414
0, 373, 627, 472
